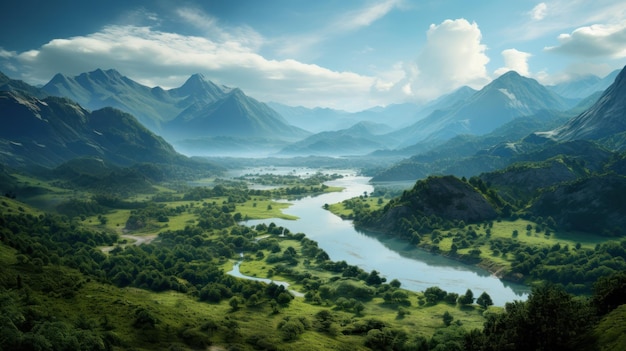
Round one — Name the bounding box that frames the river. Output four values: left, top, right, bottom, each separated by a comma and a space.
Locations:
240, 170, 530, 306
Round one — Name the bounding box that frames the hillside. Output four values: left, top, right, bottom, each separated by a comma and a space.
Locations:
0, 90, 188, 168
390, 71, 574, 147
279, 121, 394, 156
358, 175, 498, 234
165, 88, 309, 140
530, 173, 626, 235
545, 65, 626, 142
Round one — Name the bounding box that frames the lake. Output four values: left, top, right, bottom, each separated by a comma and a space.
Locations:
242, 170, 530, 305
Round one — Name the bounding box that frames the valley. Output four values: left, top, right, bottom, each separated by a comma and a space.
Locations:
1, 62, 626, 350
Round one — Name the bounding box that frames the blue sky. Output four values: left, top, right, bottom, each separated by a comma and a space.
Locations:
1, 0, 625, 111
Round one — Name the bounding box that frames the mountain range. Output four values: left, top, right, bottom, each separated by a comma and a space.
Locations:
42, 69, 309, 155
371, 65, 626, 181
542, 67, 626, 142
2, 66, 621, 162
0, 90, 181, 168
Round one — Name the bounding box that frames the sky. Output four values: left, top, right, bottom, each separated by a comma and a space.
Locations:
1, 0, 625, 111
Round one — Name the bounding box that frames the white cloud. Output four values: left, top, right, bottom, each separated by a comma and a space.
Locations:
176, 7, 265, 51
274, 0, 403, 59
12, 25, 384, 111
529, 3, 548, 21
545, 20, 626, 58
495, 49, 532, 76
0, 48, 16, 59
510, 0, 626, 41
336, 0, 403, 31
397, 19, 490, 102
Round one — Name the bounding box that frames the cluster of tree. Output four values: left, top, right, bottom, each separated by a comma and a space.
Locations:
237, 172, 342, 186
421, 286, 493, 308
510, 238, 626, 292
463, 274, 626, 351
125, 203, 184, 230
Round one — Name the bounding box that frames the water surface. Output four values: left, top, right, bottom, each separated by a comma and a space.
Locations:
245, 173, 530, 305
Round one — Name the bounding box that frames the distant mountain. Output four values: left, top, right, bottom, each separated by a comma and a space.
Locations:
165, 88, 308, 140
370, 109, 574, 181
0, 90, 187, 168
542, 65, 626, 142
278, 121, 394, 156
391, 71, 575, 147
43, 69, 182, 130
547, 69, 620, 99
269, 88, 475, 134
42, 69, 308, 153
267, 103, 353, 132
0, 71, 47, 98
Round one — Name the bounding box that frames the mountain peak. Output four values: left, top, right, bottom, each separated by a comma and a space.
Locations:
173, 73, 227, 100
547, 65, 626, 141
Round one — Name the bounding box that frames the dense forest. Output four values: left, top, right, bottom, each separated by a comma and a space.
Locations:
1, 169, 626, 350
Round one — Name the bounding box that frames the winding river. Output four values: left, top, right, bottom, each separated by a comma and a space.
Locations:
239, 169, 530, 306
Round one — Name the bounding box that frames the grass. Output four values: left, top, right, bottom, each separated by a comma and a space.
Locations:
238, 198, 298, 220
328, 196, 389, 218
594, 304, 626, 351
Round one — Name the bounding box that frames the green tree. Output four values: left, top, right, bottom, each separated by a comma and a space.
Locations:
443, 311, 454, 326
476, 292, 493, 309
229, 296, 241, 311
458, 289, 474, 306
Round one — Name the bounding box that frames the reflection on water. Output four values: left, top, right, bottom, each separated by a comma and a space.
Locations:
243, 173, 530, 305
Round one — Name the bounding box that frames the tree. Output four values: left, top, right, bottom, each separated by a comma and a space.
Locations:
458, 289, 474, 306
229, 296, 241, 311
366, 270, 384, 285
476, 292, 493, 309
443, 311, 453, 326
593, 270, 626, 315
354, 301, 365, 315
389, 279, 402, 289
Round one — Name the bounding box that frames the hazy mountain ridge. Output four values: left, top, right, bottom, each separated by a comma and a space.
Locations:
372, 66, 626, 182
42, 69, 308, 153
278, 121, 395, 156
547, 69, 620, 99
542, 65, 626, 142
389, 71, 576, 148
0, 89, 194, 169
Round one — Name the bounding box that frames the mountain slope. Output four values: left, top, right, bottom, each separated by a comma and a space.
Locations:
0, 71, 47, 98
392, 71, 574, 147
357, 175, 498, 234
0, 90, 184, 168
278, 121, 393, 156
43, 69, 183, 130
42, 69, 308, 150
548, 69, 620, 99
545, 65, 626, 142
165, 88, 309, 140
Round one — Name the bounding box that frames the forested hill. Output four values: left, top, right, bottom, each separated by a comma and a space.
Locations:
356, 176, 502, 235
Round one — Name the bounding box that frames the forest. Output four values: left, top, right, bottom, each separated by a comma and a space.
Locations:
1, 170, 625, 350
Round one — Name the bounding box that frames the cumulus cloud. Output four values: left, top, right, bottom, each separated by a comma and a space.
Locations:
396, 19, 490, 102
494, 49, 532, 76
545, 21, 626, 58
529, 3, 548, 21
11, 25, 381, 111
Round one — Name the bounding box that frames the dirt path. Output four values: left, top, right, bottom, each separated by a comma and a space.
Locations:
100, 233, 158, 253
